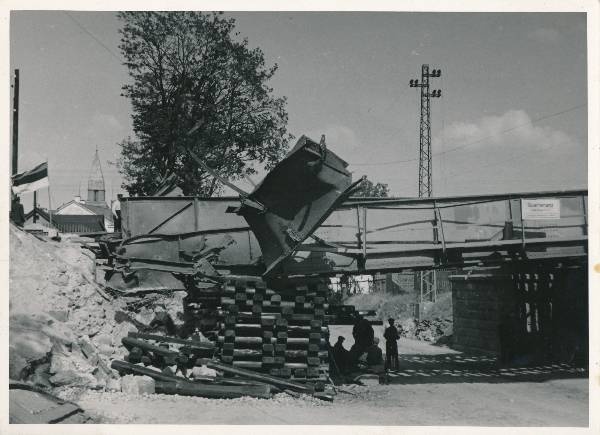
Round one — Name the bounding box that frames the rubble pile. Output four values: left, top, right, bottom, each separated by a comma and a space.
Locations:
9, 225, 334, 402
397, 317, 453, 343
8, 224, 184, 391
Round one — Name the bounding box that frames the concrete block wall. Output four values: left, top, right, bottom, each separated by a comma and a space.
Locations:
450, 269, 514, 354
450, 263, 588, 362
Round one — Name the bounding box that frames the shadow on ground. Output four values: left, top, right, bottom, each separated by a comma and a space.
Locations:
386, 353, 588, 384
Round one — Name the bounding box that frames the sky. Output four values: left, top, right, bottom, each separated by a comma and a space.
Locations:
9, 11, 588, 211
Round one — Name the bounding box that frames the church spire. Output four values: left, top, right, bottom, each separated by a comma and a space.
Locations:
87, 147, 106, 204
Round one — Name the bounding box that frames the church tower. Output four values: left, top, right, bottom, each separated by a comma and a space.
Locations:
87, 147, 106, 205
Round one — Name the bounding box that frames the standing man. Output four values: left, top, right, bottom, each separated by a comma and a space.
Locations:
10, 194, 25, 227
384, 317, 400, 371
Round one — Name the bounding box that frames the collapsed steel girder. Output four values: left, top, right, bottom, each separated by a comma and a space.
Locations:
235, 135, 360, 277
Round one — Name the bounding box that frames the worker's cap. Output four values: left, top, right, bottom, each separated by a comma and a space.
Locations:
337, 336, 345, 341
388, 318, 395, 322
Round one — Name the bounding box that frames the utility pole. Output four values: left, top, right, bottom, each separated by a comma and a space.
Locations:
11, 69, 21, 222
409, 64, 442, 312
409, 64, 441, 197
11, 69, 19, 176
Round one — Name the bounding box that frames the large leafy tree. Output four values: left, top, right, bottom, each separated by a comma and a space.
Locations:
116, 12, 292, 196
352, 178, 390, 198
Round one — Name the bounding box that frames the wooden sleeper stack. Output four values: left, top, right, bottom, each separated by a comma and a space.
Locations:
217, 278, 330, 383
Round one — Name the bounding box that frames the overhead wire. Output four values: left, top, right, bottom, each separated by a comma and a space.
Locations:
63, 11, 122, 63
441, 137, 579, 180
350, 102, 586, 166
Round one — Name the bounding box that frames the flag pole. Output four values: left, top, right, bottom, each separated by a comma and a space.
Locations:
47, 159, 53, 231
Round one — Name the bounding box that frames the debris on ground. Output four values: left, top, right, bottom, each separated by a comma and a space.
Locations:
121, 375, 156, 395
8, 224, 187, 394
9, 381, 94, 424
10, 223, 335, 408
108, 332, 331, 400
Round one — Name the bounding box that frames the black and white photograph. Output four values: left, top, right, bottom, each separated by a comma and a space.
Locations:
3, 1, 598, 431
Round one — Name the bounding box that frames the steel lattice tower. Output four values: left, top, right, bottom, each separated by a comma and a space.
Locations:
410, 64, 441, 197
410, 64, 442, 311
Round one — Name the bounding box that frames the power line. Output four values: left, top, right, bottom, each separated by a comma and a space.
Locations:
441, 137, 578, 181
63, 11, 122, 63
350, 102, 585, 166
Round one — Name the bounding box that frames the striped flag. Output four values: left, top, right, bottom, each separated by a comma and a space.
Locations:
11, 162, 49, 194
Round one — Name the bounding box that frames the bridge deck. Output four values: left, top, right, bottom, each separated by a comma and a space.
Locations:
281, 189, 587, 275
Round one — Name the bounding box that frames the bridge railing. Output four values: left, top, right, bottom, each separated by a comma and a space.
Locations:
287, 190, 587, 275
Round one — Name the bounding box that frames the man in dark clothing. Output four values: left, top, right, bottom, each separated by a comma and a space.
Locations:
10, 195, 25, 227
384, 317, 400, 371
366, 337, 384, 366
365, 337, 387, 384
352, 315, 375, 354
332, 336, 350, 374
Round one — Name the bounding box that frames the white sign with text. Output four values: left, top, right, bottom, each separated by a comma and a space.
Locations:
521, 198, 561, 220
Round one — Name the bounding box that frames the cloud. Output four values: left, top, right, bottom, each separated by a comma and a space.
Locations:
527, 27, 561, 44
434, 109, 577, 154
431, 109, 585, 194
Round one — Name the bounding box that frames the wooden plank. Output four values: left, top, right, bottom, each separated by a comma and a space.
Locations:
111, 360, 214, 383
229, 349, 327, 360
231, 349, 265, 358
287, 338, 327, 347
200, 358, 315, 394
122, 337, 180, 357
232, 360, 263, 369
285, 363, 308, 370
223, 311, 281, 321
218, 336, 269, 345
127, 332, 215, 349
155, 381, 271, 399
179, 346, 215, 358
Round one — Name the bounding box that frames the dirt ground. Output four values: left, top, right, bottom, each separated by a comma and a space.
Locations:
63, 336, 588, 426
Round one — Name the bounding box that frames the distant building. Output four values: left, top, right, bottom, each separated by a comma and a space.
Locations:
54, 149, 114, 232
24, 208, 105, 234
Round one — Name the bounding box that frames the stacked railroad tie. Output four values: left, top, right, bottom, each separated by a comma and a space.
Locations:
111, 332, 332, 400
218, 278, 330, 385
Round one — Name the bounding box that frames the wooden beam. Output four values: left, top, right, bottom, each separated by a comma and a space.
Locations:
199, 358, 315, 394
128, 331, 215, 349
154, 380, 272, 400
111, 360, 214, 383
